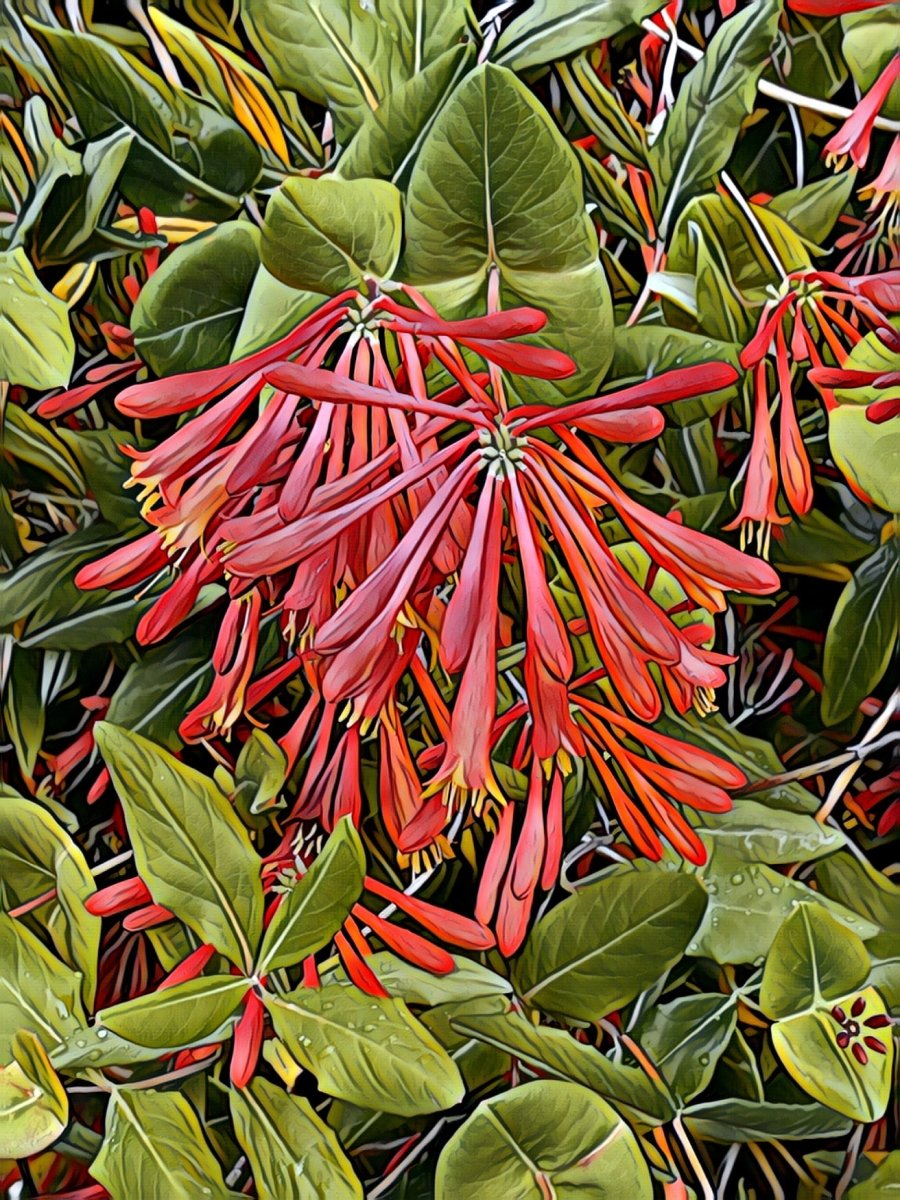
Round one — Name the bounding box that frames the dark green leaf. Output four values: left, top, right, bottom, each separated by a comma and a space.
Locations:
494, 0, 662, 72
402, 63, 613, 405
94, 722, 264, 971
653, 1, 782, 234
260, 175, 402, 293
256, 818, 364, 974
512, 871, 706, 1021
821, 540, 900, 725
436, 1080, 653, 1199
266, 980, 464, 1117
132, 223, 260, 375
230, 1078, 363, 1200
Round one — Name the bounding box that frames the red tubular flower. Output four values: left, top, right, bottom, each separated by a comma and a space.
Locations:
725, 363, 790, 556
335, 928, 389, 997
788, 0, 895, 12
825, 54, 900, 170
352, 904, 455, 974
364, 876, 495, 950
158, 944, 217, 990
122, 903, 176, 931
574, 691, 738, 865
230, 990, 265, 1087
85, 876, 152, 916
180, 588, 263, 740
496, 762, 548, 956
379, 700, 448, 869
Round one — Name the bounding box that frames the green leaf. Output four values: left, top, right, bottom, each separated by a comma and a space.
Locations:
0, 912, 84, 1058
234, 728, 288, 817
695, 799, 846, 865
683, 1099, 852, 1143
0, 1034, 68, 1160
266, 980, 464, 1117
436, 1080, 653, 1199
1, 647, 44, 785
829, 401, 900, 519
512, 871, 706, 1021
230, 266, 323, 358
122, 107, 261, 220
132, 223, 260, 375
494, 0, 662, 72
653, 0, 782, 234
452, 1007, 674, 1124
772, 987, 894, 1123
31, 23, 260, 219
0, 247, 74, 387
1, 403, 85, 493
402, 63, 612, 404
230, 1078, 363, 1200
760, 905, 871, 1020
821, 540, 900, 725
256, 818, 364, 974
816, 854, 900, 962
639, 993, 737, 1105
422, 996, 510, 1093
31, 23, 179, 152
365, 951, 512, 1006
690, 852, 879, 965
105, 628, 214, 751
767, 171, 857, 245
0, 792, 100, 1008
243, 0, 473, 141
97, 975, 249, 1049
94, 723, 264, 971
33, 128, 138, 267
847, 1151, 900, 1199
260, 175, 402, 293
90, 1088, 240, 1200
337, 44, 475, 185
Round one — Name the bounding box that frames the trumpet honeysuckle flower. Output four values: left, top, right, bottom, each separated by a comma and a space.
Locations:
77, 287, 776, 892
731, 268, 899, 548
825, 54, 900, 171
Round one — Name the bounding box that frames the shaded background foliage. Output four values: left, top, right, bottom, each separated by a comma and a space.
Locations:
0, 0, 898, 1197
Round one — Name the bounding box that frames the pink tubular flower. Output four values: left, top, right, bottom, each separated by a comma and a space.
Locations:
825, 54, 900, 170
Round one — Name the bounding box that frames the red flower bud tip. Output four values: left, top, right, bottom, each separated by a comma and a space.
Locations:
851, 1043, 869, 1066
353, 904, 455, 975
230, 991, 265, 1088
158, 944, 216, 990
335, 931, 389, 998
364, 876, 495, 951
85, 877, 152, 916
302, 956, 320, 989
851, 996, 866, 1017
864, 1036, 887, 1054
122, 903, 176, 931
263, 893, 285, 929
173, 1044, 219, 1071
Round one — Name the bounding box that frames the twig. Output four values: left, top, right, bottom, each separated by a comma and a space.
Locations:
817, 690, 899, 823
758, 79, 900, 134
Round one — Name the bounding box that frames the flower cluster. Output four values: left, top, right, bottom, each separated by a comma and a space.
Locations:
76, 284, 778, 951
